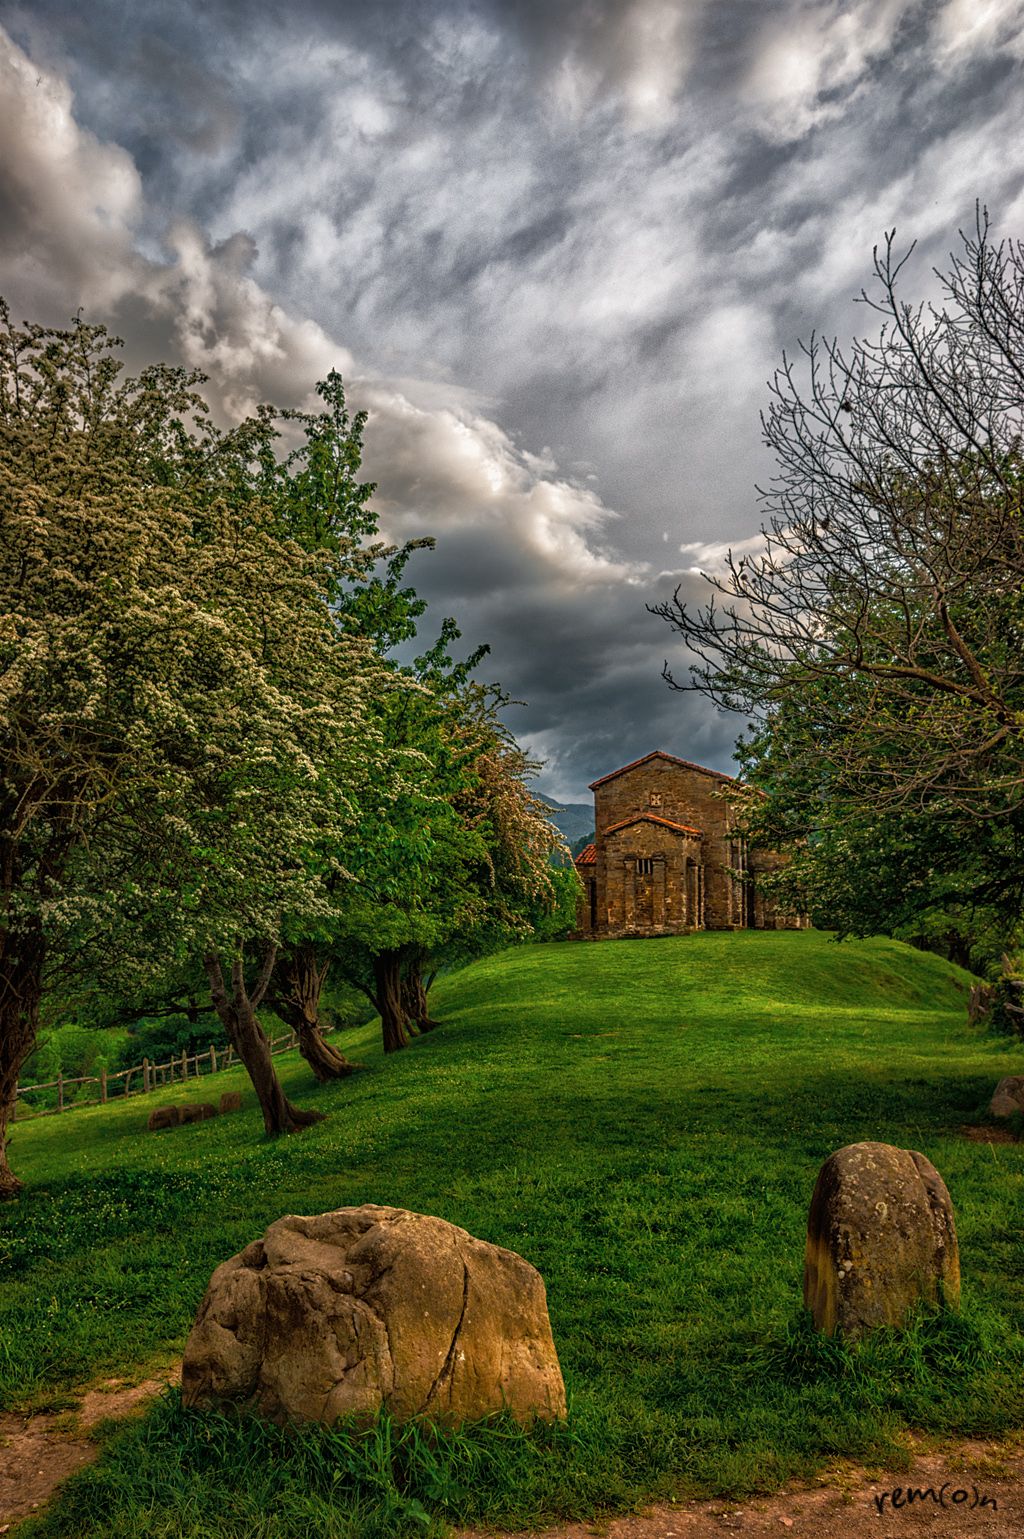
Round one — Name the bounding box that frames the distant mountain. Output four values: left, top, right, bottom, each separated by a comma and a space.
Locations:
535, 792, 594, 848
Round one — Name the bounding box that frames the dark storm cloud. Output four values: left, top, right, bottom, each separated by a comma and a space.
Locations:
3, 1, 1024, 795
398, 545, 741, 798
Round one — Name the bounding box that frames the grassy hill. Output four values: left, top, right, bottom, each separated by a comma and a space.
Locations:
6, 932, 1024, 1538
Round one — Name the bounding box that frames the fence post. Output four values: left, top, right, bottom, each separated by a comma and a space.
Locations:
181, 1049, 187, 1081
143, 1057, 150, 1094
100, 1067, 107, 1104
209, 1044, 217, 1074
57, 1073, 64, 1113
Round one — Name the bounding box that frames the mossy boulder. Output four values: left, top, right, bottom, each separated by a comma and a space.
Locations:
804, 1141, 960, 1337
181, 1204, 566, 1427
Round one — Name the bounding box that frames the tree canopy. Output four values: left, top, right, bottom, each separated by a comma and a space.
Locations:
0, 307, 389, 1187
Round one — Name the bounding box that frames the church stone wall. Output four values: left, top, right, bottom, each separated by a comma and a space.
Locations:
602, 821, 702, 936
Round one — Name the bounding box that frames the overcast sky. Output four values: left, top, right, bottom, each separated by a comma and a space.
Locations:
3, 1, 1024, 799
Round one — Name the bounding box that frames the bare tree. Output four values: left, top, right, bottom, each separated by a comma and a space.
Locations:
652, 210, 1024, 823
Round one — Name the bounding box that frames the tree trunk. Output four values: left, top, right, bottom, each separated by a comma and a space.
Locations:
374, 950, 411, 1053
401, 965, 442, 1034
204, 950, 324, 1135
0, 930, 45, 1199
269, 944, 363, 1083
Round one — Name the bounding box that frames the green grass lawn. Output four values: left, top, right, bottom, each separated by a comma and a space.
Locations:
4, 931, 1024, 1538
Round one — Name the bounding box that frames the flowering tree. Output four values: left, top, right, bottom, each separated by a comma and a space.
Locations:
0, 307, 384, 1191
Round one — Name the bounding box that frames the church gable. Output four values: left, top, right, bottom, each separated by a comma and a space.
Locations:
592, 750, 733, 847
588, 750, 734, 790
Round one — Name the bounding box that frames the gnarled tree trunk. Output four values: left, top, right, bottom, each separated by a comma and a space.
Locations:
204, 948, 323, 1135
269, 942, 362, 1082
0, 926, 45, 1199
374, 949, 411, 1053
401, 962, 442, 1034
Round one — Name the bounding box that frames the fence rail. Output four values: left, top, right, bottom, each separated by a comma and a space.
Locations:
13, 1030, 306, 1121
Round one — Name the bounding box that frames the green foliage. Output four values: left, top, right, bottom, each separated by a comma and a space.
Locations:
0, 305, 389, 999
111, 1015, 228, 1072
4, 933, 1023, 1536
528, 864, 582, 941
17, 1026, 132, 1110
732, 704, 1024, 972
320, 977, 376, 1030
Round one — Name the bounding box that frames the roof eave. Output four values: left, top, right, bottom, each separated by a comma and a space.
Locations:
588, 749, 736, 791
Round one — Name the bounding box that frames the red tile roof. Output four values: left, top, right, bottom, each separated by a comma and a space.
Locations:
574, 843, 597, 866
604, 813, 703, 837
589, 750, 735, 791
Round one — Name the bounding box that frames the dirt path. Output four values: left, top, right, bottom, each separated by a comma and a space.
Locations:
458, 1437, 1024, 1539
1, 1384, 1021, 1538
0, 1370, 178, 1531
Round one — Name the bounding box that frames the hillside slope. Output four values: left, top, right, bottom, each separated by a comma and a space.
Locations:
5, 932, 1023, 1537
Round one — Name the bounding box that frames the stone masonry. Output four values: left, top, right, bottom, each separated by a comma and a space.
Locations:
574, 750, 807, 939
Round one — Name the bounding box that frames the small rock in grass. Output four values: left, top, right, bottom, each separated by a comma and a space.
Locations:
219, 1091, 242, 1114
147, 1105, 181, 1132
990, 1076, 1024, 1118
178, 1103, 214, 1125
803, 1141, 960, 1337
181, 1204, 566, 1427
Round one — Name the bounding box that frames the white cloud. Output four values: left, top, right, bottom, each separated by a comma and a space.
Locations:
0, 27, 143, 310
932, 0, 1024, 63
542, 0, 704, 129
676, 532, 772, 575
742, 0, 910, 142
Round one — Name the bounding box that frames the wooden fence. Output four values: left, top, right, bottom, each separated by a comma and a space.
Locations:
13, 1030, 306, 1121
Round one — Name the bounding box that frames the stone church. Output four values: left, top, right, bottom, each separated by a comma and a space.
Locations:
573, 750, 807, 938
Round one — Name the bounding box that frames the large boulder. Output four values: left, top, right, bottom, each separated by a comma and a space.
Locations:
990, 1076, 1024, 1118
181, 1205, 566, 1427
804, 1141, 960, 1337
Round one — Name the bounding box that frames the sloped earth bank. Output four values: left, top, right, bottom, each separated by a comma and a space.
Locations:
1, 1382, 1021, 1538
